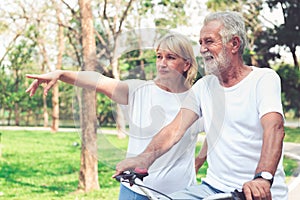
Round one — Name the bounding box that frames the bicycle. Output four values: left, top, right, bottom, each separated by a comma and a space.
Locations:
115, 168, 246, 200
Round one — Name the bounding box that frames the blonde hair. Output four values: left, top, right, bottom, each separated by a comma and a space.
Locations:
155, 33, 198, 86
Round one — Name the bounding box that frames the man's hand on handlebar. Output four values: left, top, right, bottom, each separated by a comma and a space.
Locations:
112, 155, 151, 178
243, 179, 272, 200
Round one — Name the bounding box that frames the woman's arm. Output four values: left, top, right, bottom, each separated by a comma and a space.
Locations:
26, 70, 129, 104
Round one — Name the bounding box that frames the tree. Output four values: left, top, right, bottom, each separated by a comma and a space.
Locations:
77, 0, 100, 192
50, 0, 65, 132
277, 64, 300, 118
7, 28, 37, 125
266, 0, 300, 68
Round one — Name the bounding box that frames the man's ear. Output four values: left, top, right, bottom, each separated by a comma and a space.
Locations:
231, 36, 241, 54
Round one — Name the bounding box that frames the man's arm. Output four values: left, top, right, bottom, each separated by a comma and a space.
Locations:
243, 112, 285, 200
113, 108, 199, 176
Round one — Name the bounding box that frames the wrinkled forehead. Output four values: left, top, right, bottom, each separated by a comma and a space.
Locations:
200, 20, 223, 39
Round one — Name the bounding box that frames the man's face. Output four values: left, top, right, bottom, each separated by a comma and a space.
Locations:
199, 20, 231, 75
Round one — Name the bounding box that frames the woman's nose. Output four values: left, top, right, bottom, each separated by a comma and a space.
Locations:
159, 57, 167, 66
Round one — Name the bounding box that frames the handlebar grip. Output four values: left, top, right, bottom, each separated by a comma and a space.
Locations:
134, 168, 148, 174
134, 168, 149, 180
115, 174, 123, 182
114, 171, 134, 182
231, 189, 245, 200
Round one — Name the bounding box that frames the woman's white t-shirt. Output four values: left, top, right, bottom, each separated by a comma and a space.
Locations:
121, 80, 203, 195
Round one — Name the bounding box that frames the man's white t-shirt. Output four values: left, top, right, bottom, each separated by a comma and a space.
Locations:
182, 66, 288, 199
121, 80, 203, 195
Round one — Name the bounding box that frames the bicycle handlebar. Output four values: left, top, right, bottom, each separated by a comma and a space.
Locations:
115, 169, 245, 200
115, 168, 149, 186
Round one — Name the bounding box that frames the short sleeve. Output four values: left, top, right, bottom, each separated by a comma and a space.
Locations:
181, 79, 203, 117
256, 70, 284, 119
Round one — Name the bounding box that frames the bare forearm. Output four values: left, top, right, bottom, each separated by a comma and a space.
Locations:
114, 109, 199, 175
139, 124, 182, 168
140, 109, 199, 168
256, 113, 285, 175
59, 70, 102, 90
256, 126, 284, 175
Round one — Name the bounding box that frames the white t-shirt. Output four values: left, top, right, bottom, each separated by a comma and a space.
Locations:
121, 80, 203, 195
182, 66, 288, 199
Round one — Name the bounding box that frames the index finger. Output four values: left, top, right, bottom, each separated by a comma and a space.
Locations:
112, 168, 125, 178
26, 74, 41, 79
243, 184, 253, 200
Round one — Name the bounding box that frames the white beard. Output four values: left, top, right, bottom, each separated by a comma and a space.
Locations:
203, 47, 231, 76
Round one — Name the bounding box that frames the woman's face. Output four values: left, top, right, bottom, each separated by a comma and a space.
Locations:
156, 49, 189, 81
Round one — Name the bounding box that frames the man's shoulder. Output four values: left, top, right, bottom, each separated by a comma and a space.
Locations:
252, 66, 277, 74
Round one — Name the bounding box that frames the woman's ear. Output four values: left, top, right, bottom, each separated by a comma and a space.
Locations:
184, 61, 191, 72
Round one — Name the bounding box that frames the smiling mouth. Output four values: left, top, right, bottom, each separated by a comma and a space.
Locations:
204, 56, 214, 61
159, 71, 168, 74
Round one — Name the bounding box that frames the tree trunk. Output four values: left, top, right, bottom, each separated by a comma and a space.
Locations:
7, 109, 12, 126
290, 46, 299, 69
51, 3, 65, 132
37, 32, 50, 128
43, 95, 48, 127
51, 84, 59, 132
14, 103, 19, 126
77, 0, 100, 192
14, 70, 20, 126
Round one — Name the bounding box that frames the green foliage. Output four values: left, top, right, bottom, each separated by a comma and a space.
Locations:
119, 49, 156, 80
253, 27, 281, 67
276, 64, 300, 118
284, 127, 300, 143
154, 0, 187, 28
283, 156, 298, 177
97, 93, 115, 126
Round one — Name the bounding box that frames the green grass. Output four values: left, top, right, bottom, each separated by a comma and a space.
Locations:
284, 127, 300, 143
0, 128, 299, 199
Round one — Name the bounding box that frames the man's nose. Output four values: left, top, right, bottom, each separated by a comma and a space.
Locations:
200, 45, 208, 54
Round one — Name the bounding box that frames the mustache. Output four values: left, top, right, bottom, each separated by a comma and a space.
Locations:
202, 52, 214, 61
202, 52, 213, 57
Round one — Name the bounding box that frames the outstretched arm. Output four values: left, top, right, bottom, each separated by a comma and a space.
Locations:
26, 70, 129, 104
113, 108, 199, 176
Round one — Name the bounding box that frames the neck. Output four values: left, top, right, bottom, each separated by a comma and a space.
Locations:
218, 63, 252, 87
155, 78, 190, 93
